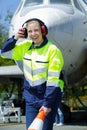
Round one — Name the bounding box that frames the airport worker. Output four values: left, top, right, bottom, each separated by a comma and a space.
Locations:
1, 18, 64, 130
54, 71, 65, 126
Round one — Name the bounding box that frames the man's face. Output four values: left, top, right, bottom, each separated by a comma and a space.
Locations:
27, 21, 43, 44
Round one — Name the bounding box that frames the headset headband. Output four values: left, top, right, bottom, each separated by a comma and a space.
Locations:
22, 18, 45, 27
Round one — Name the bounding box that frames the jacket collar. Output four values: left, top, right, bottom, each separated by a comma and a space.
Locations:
29, 37, 48, 50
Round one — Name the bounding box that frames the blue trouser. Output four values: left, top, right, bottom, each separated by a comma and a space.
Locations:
55, 99, 64, 123
25, 89, 61, 130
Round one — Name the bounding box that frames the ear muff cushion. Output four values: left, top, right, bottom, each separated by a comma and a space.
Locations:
41, 25, 47, 36
24, 28, 28, 38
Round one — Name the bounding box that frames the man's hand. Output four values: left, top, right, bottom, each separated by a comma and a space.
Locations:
39, 106, 51, 116
14, 28, 26, 40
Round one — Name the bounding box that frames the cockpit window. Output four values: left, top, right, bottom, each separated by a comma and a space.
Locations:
24, 0, 72, 6
24, 0, 42, 6
83, 0, 87, 4
73, 0, 87, 13
50, 0, 71, 4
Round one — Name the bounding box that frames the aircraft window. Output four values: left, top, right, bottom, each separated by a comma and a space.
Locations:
73, 0, 87, 12
83, 0, 87, 4
24, 0, 42, 6
50, 0, 71, 4
73, 0, 81, 11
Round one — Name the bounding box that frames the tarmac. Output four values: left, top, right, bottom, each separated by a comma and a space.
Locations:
0, 123, 87, 130
0, 110, 87, 130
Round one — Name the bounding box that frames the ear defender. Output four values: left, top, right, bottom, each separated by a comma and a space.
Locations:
41, 24, 48, 36
22, 18, 48, 37
23, 28, 28, 38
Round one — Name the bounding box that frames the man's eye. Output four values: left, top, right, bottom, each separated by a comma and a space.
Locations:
28, 30, 32, 33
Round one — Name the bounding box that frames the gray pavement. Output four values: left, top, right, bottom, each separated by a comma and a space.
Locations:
0, 123, 87, 130
0, 111, 87, 130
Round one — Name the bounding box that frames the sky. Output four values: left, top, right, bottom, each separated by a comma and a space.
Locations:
0, 0, 21, 25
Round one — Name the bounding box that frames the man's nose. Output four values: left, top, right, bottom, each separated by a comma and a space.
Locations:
31, 31, 36, 35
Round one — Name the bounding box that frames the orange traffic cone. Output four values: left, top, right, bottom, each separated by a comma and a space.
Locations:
28, 110, 45, 130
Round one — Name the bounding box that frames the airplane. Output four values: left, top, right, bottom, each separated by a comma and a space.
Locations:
0, 0, 87, 117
